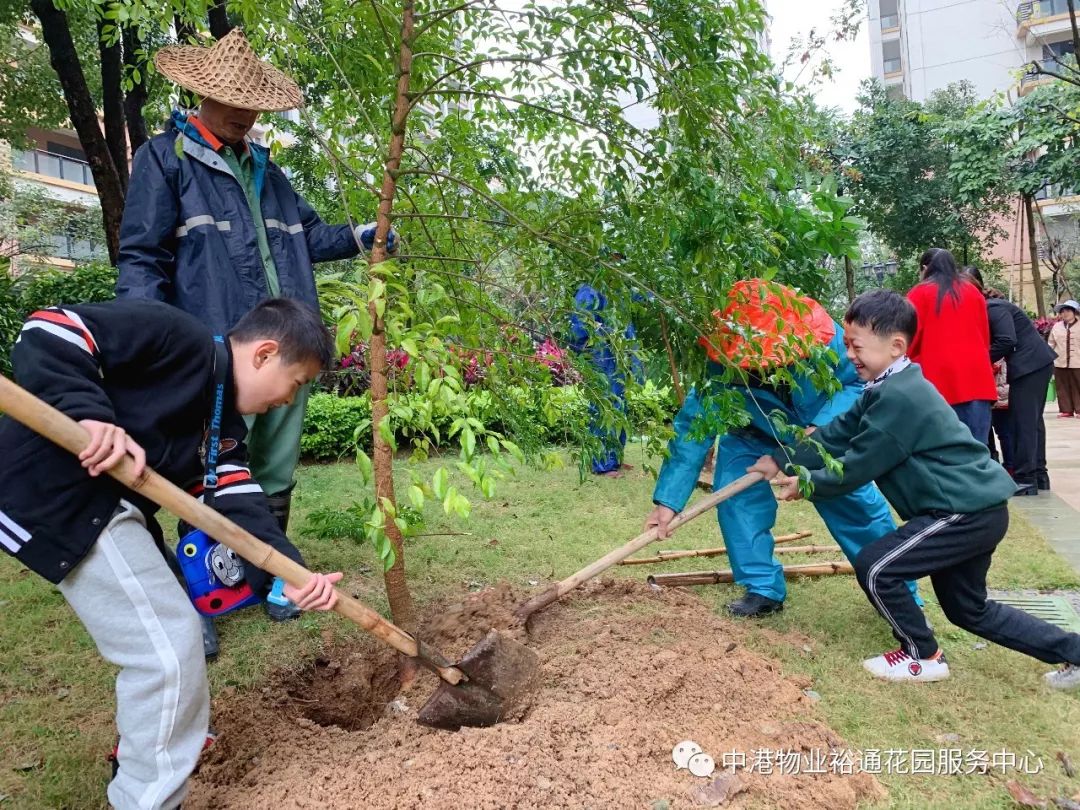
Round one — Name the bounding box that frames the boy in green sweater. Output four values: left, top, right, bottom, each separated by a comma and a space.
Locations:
750, 289, 1080, 687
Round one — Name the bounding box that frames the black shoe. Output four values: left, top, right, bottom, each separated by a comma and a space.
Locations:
264, 598, 301, 622
726, 593, 784, 618
201, 615, 220, 660
1037, 474, 1051, 491
1012, 484, 1039, 497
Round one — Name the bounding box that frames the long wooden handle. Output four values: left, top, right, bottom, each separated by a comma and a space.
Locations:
514, 471, 764, 619
0, 375, 465, 685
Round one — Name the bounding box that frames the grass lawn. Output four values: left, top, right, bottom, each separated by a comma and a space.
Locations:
2, 444, 1079, 808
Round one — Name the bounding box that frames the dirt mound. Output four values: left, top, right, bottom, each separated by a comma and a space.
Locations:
187, 580, 884, 809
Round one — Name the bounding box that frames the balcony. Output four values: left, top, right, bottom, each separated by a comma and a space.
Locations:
12, 148, 96, 189
1019, 58, 1059, 93
1035, 182, 1080, 216
43, 232, 105, 262
1017, 0, 1077, 38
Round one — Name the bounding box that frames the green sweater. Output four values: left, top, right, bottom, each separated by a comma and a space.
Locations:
773, 364, 1016, 520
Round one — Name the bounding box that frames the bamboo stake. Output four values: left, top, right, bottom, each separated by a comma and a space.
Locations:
647, 561, 854, 588
513, 472, 764, 621
618, 531, 813, 566
620, 541, 833, 566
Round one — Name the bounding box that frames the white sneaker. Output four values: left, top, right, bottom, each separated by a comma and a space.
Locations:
863, 648, 950, 682
1044, 664, 1080, 690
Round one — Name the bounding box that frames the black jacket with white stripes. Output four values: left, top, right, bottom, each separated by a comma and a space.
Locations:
0, 299, 304, 590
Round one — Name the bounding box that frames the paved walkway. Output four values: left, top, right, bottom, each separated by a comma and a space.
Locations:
1009, 403, 1080, 574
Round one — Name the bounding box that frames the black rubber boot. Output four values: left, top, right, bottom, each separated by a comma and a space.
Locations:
263, 485, 301, 623
199, 615, 220, 660
266, 484, 295, 533
726, 592, 784, 618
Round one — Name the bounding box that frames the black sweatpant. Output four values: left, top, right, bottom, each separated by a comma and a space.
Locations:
1008, 365, 1051, 487
853, 505, 1080, 663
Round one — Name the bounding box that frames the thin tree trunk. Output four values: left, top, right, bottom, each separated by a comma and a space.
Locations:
368, 0, 416, 641
98, 18, 128, 192
1067, 0, 1080, 71
32, 0, 125, 263
208, 0, 233, 39
173, 16, 200, 110
1016, 197, 1026, 308
123, 25, 150, 157
658, 310, 684, 405
1024, 193, 1047, 317
843, 255, 855, 306
174, 15, 197, 43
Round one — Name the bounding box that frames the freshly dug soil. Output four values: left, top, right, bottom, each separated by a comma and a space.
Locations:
187, 580, 884, 809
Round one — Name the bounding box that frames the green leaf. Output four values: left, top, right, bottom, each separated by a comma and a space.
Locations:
368, 278, 385, 303
335, 312, 358, 357
378, 496, 396, 519
356, 308, 373, 341
408, 485, 425, 509
356, 450, 373, 485
500, 440, 525, 463
432, 467, 448, 500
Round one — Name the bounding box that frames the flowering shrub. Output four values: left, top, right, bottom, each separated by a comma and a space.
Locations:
320, 342, 411, 396
534, 337, 578, 385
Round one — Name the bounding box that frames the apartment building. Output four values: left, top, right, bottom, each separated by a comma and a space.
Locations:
866, 0, 1079, 306
4, 127, 107, 273
3, 112, 299, 275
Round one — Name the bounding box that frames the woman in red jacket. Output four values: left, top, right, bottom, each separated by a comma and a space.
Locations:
907, 248, 998, 443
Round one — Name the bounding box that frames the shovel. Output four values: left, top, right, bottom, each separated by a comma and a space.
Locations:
513, 471, 764, 624
0, 375, 538, 732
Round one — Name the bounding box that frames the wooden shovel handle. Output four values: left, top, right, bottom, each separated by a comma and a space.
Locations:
514, 471, 764, 620
0, 376, 465, 685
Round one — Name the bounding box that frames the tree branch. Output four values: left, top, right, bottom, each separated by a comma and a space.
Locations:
399, 253, 480, 263
1031, 61, 1080, 88
392, 167, 705, 337
405, 88, 649, 160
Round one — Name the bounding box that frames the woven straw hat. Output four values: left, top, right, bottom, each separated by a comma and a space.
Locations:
155, 28, 303, 112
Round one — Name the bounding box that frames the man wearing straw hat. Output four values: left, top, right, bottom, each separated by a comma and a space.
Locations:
116, 29, 392, 640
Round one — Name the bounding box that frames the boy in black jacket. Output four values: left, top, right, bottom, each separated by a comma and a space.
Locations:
750, 289, 1080, 688
0, 298, 343, 810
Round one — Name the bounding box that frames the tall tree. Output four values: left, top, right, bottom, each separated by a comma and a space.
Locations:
122, 25, 150, 155
207, 0, 232, 39
30, 0, 125, 262
841, 80, 1009, 264
231, 0, 862, 635
97, 15, 128, 191
945, 77, 1080, 315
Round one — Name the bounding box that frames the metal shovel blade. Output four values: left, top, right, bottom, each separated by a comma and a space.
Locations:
417, 630, 540, 730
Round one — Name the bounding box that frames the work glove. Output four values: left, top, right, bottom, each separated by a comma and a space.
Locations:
356, 221, 398, 254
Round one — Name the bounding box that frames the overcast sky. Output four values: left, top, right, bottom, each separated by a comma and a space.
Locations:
768, 0, 871, 113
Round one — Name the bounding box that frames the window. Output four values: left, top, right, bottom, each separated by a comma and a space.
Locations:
880, 0, 900, 29
40, 226, 106, 261
882, 40, 902, 74
1044, 39, 1076, 62
1034, 0, 1071, 18
886, 83, 906, 100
